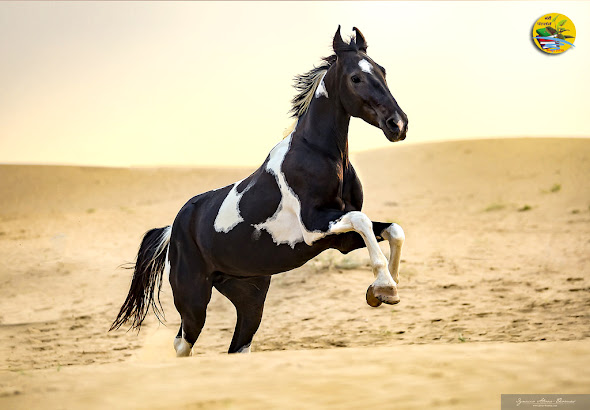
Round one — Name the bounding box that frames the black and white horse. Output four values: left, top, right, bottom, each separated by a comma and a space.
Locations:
110, 26, 408, 356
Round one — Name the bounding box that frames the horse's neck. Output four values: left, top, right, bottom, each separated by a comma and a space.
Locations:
292, 89, 351, 164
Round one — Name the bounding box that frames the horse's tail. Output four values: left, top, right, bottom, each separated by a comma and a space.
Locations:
109, 225, 172, 331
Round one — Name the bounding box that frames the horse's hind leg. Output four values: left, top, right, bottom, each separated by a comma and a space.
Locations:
171, 269, 213, 357
173, 322, 191, 357
213, 274, 271, 354
169, 246, 213, 357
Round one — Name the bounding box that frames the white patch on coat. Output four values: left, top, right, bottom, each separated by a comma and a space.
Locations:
253, 133, 325, 248
359, 59, 373, 74
397, 119, 404, 132
214, 179, 254, 233
314, 72, 328, 98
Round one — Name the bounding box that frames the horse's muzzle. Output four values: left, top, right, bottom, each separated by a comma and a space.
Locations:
383, 115, 407, 142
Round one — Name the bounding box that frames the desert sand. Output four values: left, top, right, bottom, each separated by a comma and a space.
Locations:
0, 138, 589, 409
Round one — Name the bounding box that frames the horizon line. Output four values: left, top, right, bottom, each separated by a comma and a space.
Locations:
1, 136, 588, 170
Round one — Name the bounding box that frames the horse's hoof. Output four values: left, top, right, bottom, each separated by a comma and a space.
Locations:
367, 284, 400, 306
366, 285, 383, 307
174, 337, 193, 357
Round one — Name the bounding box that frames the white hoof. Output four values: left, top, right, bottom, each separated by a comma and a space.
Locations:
237, 343, 251, 354
174, 337, 192, 357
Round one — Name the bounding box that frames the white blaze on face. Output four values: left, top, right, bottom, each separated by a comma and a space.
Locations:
315, 72, 329, 98
253, 132, 325, 248
214, 178, 253, 233
358, 59, 373, 74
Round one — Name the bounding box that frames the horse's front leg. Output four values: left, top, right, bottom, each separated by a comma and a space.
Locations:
380, 223, 405, 285
320, 211, 400, 306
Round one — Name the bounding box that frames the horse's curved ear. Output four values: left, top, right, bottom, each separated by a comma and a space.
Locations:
333, 25, 348, 56
353, 27, 368, 52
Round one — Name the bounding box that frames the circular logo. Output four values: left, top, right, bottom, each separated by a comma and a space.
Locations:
533, 13, 576, 54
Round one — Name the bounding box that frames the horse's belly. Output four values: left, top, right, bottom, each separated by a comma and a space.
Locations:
204, 220, 326, 276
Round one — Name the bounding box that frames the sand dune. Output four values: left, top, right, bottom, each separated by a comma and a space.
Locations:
1, 138, 589, 409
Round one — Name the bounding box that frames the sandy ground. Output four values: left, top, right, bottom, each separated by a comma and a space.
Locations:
0, 138, 589, 408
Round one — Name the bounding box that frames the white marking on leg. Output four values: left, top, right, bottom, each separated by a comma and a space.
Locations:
381, 223, 404, 284
237, 343, 251, 354
329, 211, 394, 287
253, 130, 325, 248
174, 337, 192, 357
214, 179, 254, 233
359, 59, 373, 74
314, 72, 328, 98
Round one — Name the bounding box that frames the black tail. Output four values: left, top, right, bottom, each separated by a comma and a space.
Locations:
110, 226, 172, 331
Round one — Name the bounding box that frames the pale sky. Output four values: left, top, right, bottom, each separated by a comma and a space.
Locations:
1, 1, 589, 167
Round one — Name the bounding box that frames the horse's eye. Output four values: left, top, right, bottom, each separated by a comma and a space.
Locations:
351, 75, 361, 84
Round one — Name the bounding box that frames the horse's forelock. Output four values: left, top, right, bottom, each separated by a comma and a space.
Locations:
333, 35, 362, 54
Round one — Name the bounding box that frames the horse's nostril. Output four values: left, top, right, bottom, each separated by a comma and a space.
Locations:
386, 118, 398, 132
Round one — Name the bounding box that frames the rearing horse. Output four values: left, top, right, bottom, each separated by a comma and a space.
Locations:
111, 26, 408, 356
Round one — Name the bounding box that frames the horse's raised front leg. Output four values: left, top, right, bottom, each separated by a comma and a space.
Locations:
326, 211, 400, 306
380, 223, 405, 285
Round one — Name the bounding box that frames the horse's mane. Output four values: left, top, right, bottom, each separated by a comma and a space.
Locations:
289, 54, 337, 119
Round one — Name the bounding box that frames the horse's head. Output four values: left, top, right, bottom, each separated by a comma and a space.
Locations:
331, 26, 408, 142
